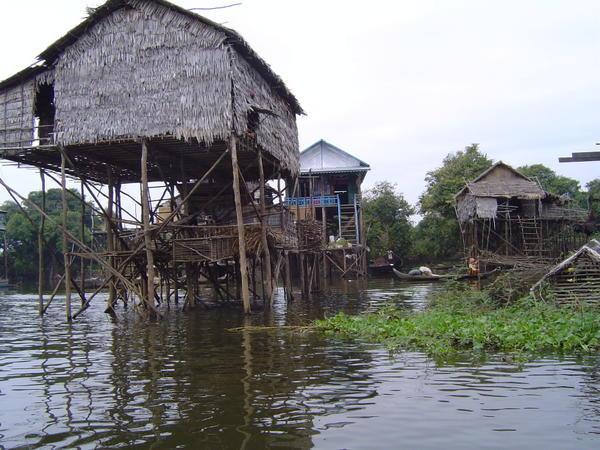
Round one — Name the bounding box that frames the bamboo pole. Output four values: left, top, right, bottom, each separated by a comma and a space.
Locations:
38, 169, 46, 316
0, 178, 151, 313
79, 180, 86, 305
258, 150, 272, 304
284, 251, 293, 302
60, 150, 72, 322
106, 170, 116, 313
230, 137, 251, 314
141, 139, 156, 311
299, 252, 306, 299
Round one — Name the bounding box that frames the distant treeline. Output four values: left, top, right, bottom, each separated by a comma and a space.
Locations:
363, 144, 600, 265
1, 145, 598, 280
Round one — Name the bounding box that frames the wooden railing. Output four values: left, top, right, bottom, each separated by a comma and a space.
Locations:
0, 124, 54, 150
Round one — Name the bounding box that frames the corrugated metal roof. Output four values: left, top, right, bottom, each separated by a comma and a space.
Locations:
299, 140, 370, 174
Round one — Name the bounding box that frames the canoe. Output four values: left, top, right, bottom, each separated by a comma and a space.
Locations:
393, 268, 499, 282
392, 268, 449, 282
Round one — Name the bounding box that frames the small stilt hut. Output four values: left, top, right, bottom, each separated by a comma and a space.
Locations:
531, 240, 600, 306
0, 0, 303, 319
455, 162, 588, 270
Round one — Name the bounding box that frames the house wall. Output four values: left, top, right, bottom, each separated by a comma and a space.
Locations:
54, 3, 231, 146
0, 80, 35, 148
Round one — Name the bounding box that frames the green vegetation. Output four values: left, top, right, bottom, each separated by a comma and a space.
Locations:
587, 178, 600, 219
363, 143, 599, 262
315, 285, 600, 362
518, 164, 585, 206
363, 181, 414, 261
1, 189, 97, 282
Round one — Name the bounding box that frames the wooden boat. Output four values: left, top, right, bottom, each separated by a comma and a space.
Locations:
453, 268, 499, 280
392, 268, 449, 282
393, 268, 498, 282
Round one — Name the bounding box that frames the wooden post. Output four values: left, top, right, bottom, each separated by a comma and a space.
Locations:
38, 169, 46, 315
299, 252, 306, 299
231, 137, 251, 314
79, 180, 86, 306
258, 150, 273, 304
284, 251, 293, 302
60, 150, 72, 321
106, 170, 116, 313
321, 206, 328, 283
141, 139, 156, 312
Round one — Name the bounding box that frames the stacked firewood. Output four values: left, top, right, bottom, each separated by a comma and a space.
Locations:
297, 219, 324, 250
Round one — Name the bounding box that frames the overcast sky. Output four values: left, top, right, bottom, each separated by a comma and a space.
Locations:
0, 0, 599, 209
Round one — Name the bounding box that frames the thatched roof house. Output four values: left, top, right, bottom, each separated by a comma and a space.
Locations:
531, 240, 600, 306
0, 0, 303, 182
455, 162, 546, 223
455, 161, 587, 223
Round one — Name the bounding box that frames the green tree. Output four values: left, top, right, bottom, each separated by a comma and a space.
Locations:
2, 189, 95, 282
411, 215, 462, 261
587, 178, 600, 219
414, 144, 493, 260
363, 181, 414, 260
517, 164, 583, 202
419, 144, 493, 217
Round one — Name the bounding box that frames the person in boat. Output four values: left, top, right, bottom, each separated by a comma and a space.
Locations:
407, 266, 435, 277
467, 257, 480, 276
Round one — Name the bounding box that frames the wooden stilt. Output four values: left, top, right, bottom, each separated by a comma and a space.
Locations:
270, 251, 283, 302
38, 169, 46, 315
141, 139, 156, 313
284, 251, 293, 302
60, 150, 72, 322
258, 150, 273, 305
252, 257, 257, 301
299, 252, 306, 299
321, 206, 328, 284
231, 136, 251, 314
79, 180, 86, 306
106, 171, 116, 313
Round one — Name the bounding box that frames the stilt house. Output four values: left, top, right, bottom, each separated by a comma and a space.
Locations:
0, 0, 304, 318
455, 162, 588, 267
531, 239, 600, 306
285, 140, 370, 278
286, 140, 369, 244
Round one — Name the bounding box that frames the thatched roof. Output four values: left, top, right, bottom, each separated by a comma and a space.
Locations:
0, 0, 303, 175
531, 239, 600, 291
455, 161, 545, 200
0, 0, 302, 115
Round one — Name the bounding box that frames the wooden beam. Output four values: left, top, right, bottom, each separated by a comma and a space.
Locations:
60, 149, 72, 322
79, 179, 86, 305
38, 169, 46, 316
258, 150, 273, 305
231, 137, 251, 314
106, 170, 116, 313
559, 151, 600, 163
141, 139, 156, 312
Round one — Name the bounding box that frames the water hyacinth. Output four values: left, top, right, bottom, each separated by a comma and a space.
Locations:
315, 287, 600, 362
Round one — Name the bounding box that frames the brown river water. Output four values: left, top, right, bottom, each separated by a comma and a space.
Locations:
0, 279, 598, 449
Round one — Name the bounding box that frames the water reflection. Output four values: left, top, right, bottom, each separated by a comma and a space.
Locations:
0, 280, 598, 449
